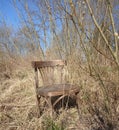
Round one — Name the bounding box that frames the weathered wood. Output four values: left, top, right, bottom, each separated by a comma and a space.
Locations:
34, 67, 41, 117
32, 60, 80, 117
37, 84, 79, 97
32, 60, 66, 68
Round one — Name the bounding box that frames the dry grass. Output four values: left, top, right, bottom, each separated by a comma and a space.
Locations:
0, 65, 83, 130
0, 58, 119, 130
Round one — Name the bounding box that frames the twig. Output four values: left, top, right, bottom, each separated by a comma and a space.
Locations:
0, 103, 36, 108
107, 0, 118, 59
85, 0, 119, 68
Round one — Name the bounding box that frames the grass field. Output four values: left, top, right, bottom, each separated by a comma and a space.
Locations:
0, 66, 86, 130
0, 59, 119, 130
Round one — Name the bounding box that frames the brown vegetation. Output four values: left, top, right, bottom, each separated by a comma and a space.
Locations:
0, 0, 119, 129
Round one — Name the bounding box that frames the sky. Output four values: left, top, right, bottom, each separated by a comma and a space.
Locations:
0, 0, 20, 28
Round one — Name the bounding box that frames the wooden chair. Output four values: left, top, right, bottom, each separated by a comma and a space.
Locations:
32, 60, 80, 117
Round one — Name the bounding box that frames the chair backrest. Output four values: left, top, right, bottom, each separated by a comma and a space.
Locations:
32, 60, 66, 87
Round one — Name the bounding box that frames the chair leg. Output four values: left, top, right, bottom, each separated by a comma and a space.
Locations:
76, 93, 80, 120
36, 95, 41, 118
47, 97, 53, 118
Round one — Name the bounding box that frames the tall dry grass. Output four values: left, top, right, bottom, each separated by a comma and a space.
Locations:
0, 53, 119, 130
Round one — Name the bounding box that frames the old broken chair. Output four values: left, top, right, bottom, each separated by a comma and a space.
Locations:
32, 60, 80, 117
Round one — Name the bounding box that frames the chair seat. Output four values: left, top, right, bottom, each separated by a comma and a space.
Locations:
37, 84, 79, 97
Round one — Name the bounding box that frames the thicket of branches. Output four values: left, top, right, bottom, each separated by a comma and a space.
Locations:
0, 0, 119, 129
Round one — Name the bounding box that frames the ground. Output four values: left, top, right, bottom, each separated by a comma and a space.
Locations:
0, 67, 85, 130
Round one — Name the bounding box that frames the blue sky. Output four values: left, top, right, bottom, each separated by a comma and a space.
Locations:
0, 0, 20, 28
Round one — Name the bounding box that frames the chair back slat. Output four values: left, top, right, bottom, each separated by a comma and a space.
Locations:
39, 67, 46, 84
35, 68, 39, 89
32, 60, 66, 86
